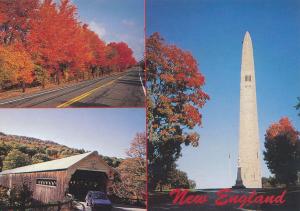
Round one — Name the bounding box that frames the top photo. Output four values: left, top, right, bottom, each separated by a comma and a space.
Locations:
0, 0, 145, 108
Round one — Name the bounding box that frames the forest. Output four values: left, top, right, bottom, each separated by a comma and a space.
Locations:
0, 0, 137, 93
0, 131, 122, 171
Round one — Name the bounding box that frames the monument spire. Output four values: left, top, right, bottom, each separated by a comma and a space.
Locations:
236, 31, 262, 188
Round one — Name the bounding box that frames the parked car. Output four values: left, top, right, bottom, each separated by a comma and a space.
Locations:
85, 191, 112, 211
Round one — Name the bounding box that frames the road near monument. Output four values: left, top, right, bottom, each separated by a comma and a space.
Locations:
0, 67, 145, 108
74, 202, 145, 211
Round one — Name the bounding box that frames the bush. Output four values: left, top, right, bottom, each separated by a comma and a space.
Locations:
8, 183, 33, 207
0, 186, 9, 206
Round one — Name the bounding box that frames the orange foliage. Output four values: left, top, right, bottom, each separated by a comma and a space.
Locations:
27, 0, 79, 74
147, 33, 210, 190
82, 24, 107, 69
266, 117, 299, 144
0, 0, 136, 90
107, 42, 137, 71
0, 43, 34, 84
0, 0, 39, 44
147, 32, 209, 146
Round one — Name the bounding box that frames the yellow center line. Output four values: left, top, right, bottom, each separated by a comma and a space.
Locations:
56, 74, 125, 108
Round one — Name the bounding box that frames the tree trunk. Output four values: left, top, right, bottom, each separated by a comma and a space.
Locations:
21, 81, 26, 93
56, 71, 60, 85
42, 78, 45, 89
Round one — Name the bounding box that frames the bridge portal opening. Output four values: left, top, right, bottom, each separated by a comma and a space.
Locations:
68, 170, 108, 201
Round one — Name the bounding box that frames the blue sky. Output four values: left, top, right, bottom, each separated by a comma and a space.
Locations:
147, 0, 300, 188
0, 109, 145, 158
58, 0, 144, 60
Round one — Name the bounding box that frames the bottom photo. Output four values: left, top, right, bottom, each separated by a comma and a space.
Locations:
0, 109, 146, 211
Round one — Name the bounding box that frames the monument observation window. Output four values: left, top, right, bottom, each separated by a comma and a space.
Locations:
245, 75, 251, 82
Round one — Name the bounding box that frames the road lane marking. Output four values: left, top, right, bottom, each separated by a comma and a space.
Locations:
56, 75, 125, 108
0, 73, 122, 106
0, 86, 71, 105
139, 70, 146, 96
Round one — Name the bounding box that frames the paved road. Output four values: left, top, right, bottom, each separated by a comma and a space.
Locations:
0, 67, 145, 108
74, 202, 146, 211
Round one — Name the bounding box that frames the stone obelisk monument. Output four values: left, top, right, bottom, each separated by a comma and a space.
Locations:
236, 31, 262, 188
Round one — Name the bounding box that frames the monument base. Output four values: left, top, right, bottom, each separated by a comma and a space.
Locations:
232, 184, 246, 189
232, 167, 246, 189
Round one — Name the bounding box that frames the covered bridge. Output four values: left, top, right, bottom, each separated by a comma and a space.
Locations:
0, 151, 114, 203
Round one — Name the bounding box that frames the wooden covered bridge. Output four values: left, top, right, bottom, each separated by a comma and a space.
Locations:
0, 151, 114, 203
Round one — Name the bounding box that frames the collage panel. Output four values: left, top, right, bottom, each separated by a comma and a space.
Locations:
0, 108, 146, 210
0, 0, 145, 108
146, 0, 300, 211
0, 0, 146, 211
1, 0, 300, 211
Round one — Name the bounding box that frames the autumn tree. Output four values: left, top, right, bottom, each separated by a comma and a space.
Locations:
106, 44, 119, 73
31, 153, 51, 164
264, 117, 300, 187
82, 24, 107, 78
27, 0, 83, 85
147, 33, 209, 191
112, 133, 146, 202
0, 0, 39, 45
107, 42, 136, 72
33, 65, 48, 89
102, 156, 122, 168
114, 42, 136, 70
27, 0, 62, 85
3, 149, 31, 170
0, 44, 34, 92
0, 0, 136, 91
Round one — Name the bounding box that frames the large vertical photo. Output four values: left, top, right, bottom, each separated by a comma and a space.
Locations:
0, 109, 146, 210
0, 0, 145, 108
147, 0, 300, 210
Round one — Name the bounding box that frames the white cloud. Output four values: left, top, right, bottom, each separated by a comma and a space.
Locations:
89, 21, 106, 38
111, 33, 144, 61
121, 19, 135, 27
89, 21, 144, 61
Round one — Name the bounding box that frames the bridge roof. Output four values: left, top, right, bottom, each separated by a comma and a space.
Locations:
0, 151, 95, 175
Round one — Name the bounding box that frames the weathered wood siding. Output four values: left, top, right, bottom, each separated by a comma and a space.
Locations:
0, 170, 68, 203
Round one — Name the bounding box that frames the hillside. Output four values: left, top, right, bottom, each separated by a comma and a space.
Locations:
0, 132, 122, 171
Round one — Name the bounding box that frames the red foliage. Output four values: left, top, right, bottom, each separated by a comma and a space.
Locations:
0, 0, 136, 89
147, 32, 209, 145
107, 42, 136, 71
0, 0, 39, 44
82, 25, 107, 69
266, 117, 299, 144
